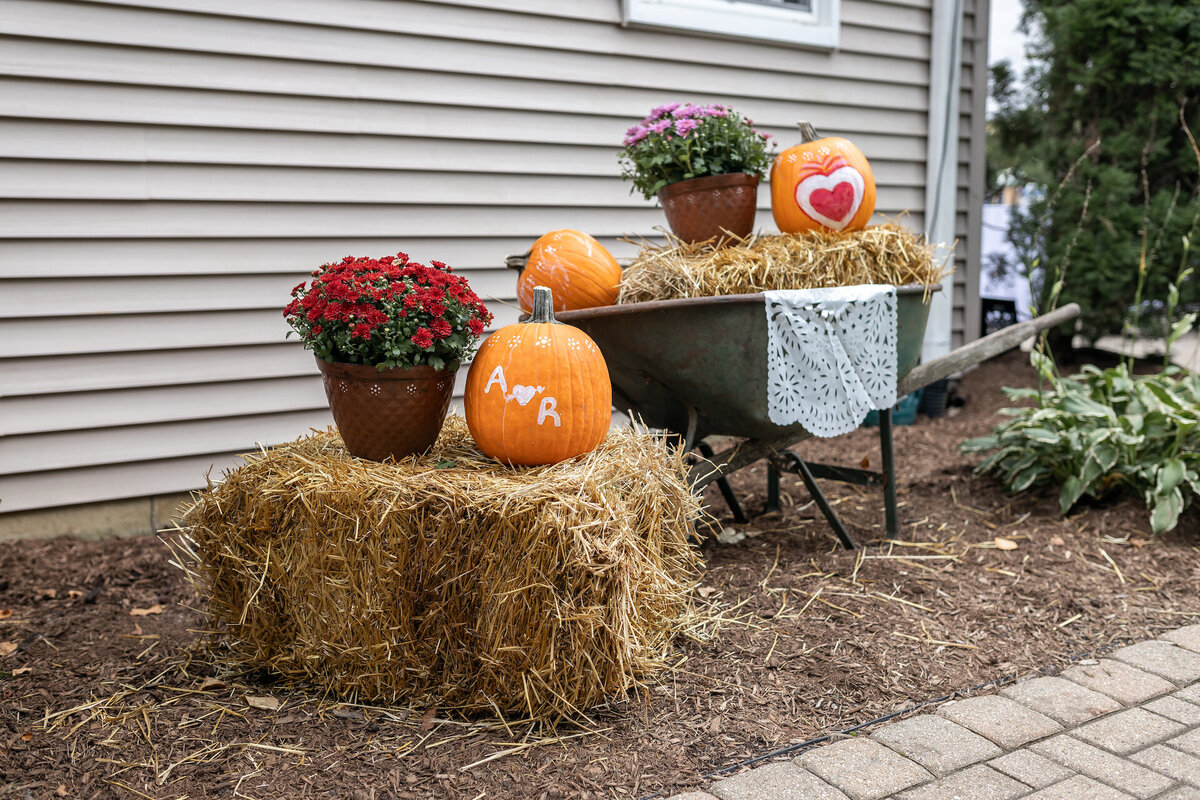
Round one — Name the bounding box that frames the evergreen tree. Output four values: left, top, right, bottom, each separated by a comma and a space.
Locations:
990, 0, 1200, 341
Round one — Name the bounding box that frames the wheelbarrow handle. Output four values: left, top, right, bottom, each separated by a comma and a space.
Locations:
896, 302, 1080, 396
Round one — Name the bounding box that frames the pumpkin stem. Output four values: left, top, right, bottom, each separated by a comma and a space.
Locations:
529, 286, 557, 323
795, 121, 820, 143
506, 251, 531, 275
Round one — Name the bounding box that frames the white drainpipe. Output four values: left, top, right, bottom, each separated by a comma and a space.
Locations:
923, 0, 965, 361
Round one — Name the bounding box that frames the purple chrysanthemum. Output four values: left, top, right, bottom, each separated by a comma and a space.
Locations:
647, 102, 680, 121
674, 118, 700, 136
623, 125, 650, 146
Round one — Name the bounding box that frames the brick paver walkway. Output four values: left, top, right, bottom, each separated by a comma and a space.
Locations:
668, 625, 1200, 800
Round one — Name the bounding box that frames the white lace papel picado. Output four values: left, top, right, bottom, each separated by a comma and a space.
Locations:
764, 285, 898, 437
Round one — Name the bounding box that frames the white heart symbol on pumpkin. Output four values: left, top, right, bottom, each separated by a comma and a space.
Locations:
507, 384, 541, 406
794, 166, 866, 232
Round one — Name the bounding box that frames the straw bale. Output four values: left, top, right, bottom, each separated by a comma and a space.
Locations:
177, 416, 704, 721
617, 224, 950, 304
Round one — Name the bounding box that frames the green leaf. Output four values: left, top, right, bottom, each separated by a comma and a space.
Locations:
1111, 374, 1134, 397
1156, 458, 1187, 494
974, 446, 1021, 475
1059, 475, 1084, 515
1150, 488, 1184, 534
1047, 278, 1063, 303
1092, 442, 1120, 473
959, 435, 1000, 452
1011, 464, 1050, 492
1058, 393, 1113, 418
1144, 381, 1186, 412
1002, 452, 1038, 478
1168, 313, 1197, 345
1022, 427, 1063, 444
1029, 349, 1056, 381
1080, 456, 1105, 494
435, 459, 457, 469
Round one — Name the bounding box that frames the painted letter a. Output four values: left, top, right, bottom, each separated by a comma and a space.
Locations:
484, 364, 507, 395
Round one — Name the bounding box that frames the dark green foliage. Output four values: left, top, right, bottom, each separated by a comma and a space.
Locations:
989, 0, 1200, 339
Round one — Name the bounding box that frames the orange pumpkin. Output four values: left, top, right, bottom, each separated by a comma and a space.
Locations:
770, 122, 876, 234
465, 286, 612, 466
516, 229, 621, 313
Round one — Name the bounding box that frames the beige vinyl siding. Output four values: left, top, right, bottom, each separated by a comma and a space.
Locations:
0, 0, 984, 513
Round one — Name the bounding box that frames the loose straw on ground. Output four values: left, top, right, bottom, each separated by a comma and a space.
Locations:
172, 417, 705, 722
618, 225, 950, 304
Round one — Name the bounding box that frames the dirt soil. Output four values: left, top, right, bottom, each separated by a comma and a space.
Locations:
3, 350, 1199, 800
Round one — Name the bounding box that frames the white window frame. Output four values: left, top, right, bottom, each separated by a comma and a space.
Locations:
621, 0, 840, 50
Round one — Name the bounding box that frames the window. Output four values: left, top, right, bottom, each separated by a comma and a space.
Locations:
621, 0, 839, 50
741, 0, 812, 10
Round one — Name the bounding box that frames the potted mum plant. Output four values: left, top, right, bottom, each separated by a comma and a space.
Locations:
285, 253, 492, 461
619, 103, 775, 244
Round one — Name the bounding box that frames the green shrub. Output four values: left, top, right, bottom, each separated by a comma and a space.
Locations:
989, 0, 1200, 341
960, 352, 1200, 533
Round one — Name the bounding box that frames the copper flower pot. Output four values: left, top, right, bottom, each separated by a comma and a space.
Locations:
657, 173, 760, 245
316, 358, 457, 461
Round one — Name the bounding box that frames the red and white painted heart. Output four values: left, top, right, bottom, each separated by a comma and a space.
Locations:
794, 165, 866, 232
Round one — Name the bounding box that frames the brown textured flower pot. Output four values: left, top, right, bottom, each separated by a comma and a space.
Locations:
657, 173, 759, 245
316, 358, 457, 461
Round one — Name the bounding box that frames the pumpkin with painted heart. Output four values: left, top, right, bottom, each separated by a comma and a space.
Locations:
516, 229, 621, 313
770, 122, 876, 234
466, 286, 612, 465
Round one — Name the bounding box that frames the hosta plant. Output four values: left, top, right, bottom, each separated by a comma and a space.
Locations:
961, 351, 1200, 533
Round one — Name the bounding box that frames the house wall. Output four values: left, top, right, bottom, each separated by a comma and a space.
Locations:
0, 0, 987, 515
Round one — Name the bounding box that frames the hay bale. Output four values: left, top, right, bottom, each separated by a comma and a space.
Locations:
617, 224, 950, 304
175, 416, 703, 720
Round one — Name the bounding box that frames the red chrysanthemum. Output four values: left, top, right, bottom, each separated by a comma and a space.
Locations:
411, 327, 435, 348
285, 254, 491, 366
430, 318, 452, 338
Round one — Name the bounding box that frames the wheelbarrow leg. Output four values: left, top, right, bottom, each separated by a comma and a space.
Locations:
696, 441, 748, 524
879, 408, 899, 539
786, 455, 857, 550
766, 462, 781, 513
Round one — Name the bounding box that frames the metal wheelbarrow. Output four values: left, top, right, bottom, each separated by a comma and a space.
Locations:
511, 255, 1081, 547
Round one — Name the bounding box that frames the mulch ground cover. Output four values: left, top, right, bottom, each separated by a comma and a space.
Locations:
3, 350, 1198, 800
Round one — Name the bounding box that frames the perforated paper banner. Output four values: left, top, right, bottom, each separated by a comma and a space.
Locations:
764, 285, 898, 437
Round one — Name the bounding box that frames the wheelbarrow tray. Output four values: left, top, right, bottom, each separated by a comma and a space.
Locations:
555, 284, 937, 443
